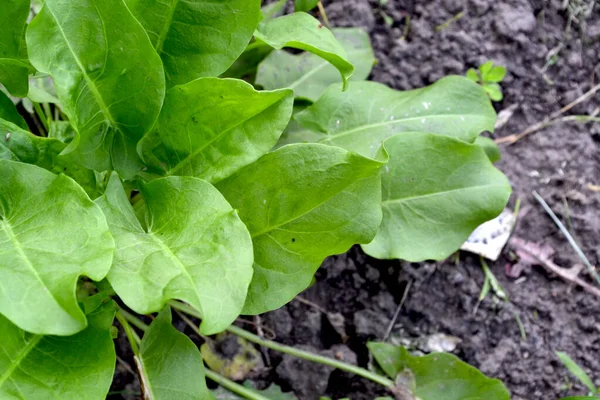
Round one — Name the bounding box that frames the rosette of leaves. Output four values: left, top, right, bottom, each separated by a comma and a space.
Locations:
0, 0, 511, 397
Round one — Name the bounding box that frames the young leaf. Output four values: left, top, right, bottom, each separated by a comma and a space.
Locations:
137, 308, 211, 399
139, 77, 294, 184
557, 352, 597, 394
256, 28, 376, 101
96, 174, 253, 335
362, 133, 511, 262
26, 0, 166, 178
0, 299, 116, 399
216, 144, 383, 314
484, 83, 504, 102
0, 91, 27, 129
293, 76, 497, 157
254, 12, 355, 90
479, 60, 494, 77
474, 135, 501, 163
0, 119, 102, 197
465, 68, 480, 83
295, 0, 320, 12
486, 66, 507, 83
367, 342, 510, 400
0, 160, 114, 335
125, 0, 261, 87
0, 0, 30, 97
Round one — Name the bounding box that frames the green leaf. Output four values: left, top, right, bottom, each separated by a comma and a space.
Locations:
484, 83, 503, 102
216, 144, 383, 314
137, 308, 211, 399
293, 76, 497, 157
0, 298, 116, 399
362, 133, 511, 262
0, 0, 30, 97
0, 160, 114, 335
0, 120, 102, 198
557, 352, 597, 393
295, 0, 320, 12
368, 342, 510, 400
254, 12, 355, 91
256, 28, 375, 101
139, 77, 293, 184
96, 174, 253, 335
479, 60, 494, 77
0, 91, 27, 129
474, 136, 501, 163
26, 0, 166, 178
126, 0, 261, 87
465, 68, 479, 83
486, 66, 507, 83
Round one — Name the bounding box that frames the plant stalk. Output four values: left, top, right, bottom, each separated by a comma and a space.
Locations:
115, 309, 141, 355
169, 301, 396, 389
317, 1, 331, 29
204, 369, 271, 400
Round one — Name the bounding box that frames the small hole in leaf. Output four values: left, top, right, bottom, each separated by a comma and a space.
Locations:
291, 238, 296, 243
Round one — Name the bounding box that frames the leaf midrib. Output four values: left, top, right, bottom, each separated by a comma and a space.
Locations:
0, 219, 64, 312
382, 183, 508, 205
44, 2, 119, 132
155, 0, 180, 54
0, 334, 43, 389
166, 92, 287, 176
319, 113, 489, 145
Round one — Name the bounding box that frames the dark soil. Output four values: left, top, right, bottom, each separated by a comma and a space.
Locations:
111, 1, 600, 399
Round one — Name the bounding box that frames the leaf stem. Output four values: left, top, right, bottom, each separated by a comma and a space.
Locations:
115, 309, 141, 355
204, 369, 271, 400
169, 301, 395, 389
33, 103, 49, 134
317, 1, 331, 29
119, 308, 149, 331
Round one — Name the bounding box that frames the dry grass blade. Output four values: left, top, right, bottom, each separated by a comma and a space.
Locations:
533, 191, 600, 286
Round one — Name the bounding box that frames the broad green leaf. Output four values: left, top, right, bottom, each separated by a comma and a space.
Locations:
0, 0, 30, 97
96, 174, 253, 334
137, 308, 210, 399
26, 0, 166, 178
256, 28, 376, 101
254, 13, 355, 90
0, 91, 27, 129
557, 352, 597, 393
217, 144, 383, 314
23, 75, 62, 114
0, 160, 114, 335
362, 133, 511, 262
294, 76, 497, 157
0, 302, 116, 399
474, 136, 501, 163
368, 342, 510, 400
295, 0, 319, 12
0, 120, 102, 198
126, 0, 261, 87
139, 77, 293, 184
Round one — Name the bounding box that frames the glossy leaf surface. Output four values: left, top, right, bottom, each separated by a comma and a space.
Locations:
0, 298, 116, 399
26, 0, 165, 177
368, 342, 510, 400
0, 0, 30, 97
139, 77, 293, 183
294, 76, 496, 156
257, 28, 375, 101
96, 174, 253, 334
217, 144, 382, 314
0, 160, 114, 335
126, 0, 261, 87
137, 308, 210, 399
254, 13, 354, 90
362, 133, 511, 262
